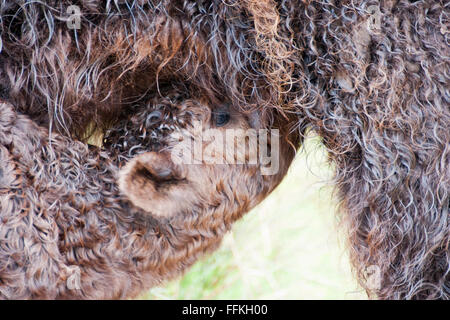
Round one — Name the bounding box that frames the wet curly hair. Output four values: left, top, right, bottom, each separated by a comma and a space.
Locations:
279, 0, 449, 299
0, 0, 448, 299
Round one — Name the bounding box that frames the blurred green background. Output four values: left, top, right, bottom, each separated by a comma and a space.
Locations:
140, 135, 367, 300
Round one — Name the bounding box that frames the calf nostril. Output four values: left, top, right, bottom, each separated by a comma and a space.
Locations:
145, 110, 162, 127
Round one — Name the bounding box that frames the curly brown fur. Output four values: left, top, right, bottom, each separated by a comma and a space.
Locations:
0, 0, 292, 137
0, 98, 296, 299
0, 0, 449, 299
0, 0, 299, 299
276, 0, 449, 299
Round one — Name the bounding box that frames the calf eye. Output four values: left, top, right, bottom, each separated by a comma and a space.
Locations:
215, 111, 230, 127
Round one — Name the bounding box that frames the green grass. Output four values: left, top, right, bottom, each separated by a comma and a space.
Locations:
140, 136, 368, 300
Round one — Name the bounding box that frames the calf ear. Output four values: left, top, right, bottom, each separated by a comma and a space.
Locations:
117, 151, 197, 217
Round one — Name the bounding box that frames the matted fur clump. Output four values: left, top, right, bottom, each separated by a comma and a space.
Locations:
0, 0, 449, 299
